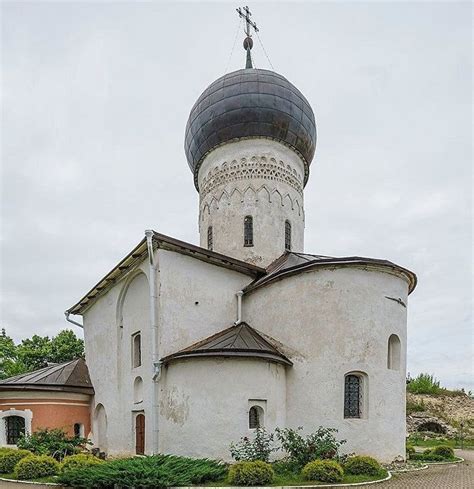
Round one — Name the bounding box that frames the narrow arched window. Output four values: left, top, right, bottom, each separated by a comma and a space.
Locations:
207, 226, 213, 250
244, 216, 253, 247
285, 220, 292, 251
249, 406, 263, 429
387, 334, 401, 370
132, 332, 141, 368
344, 374, 362, 418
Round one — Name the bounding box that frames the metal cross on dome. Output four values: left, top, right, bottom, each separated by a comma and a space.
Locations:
236, 6, 259, 68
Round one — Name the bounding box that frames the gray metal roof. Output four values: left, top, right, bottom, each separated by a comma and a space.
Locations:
0, 358, 94, 395
161, 322, 292, 366
244, 252, 418, 294
185, 68, 317, 190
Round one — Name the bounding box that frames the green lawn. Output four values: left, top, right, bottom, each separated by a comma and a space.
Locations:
0, 473, 59, 483
207, 470, 389, 486
408, 436, 474, 449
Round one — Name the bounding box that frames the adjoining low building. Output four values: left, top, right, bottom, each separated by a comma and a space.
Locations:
0, 358, 93, 446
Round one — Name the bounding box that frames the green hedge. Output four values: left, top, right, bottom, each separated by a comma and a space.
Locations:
0, 449, 32, 474
61, 454, 105, 472
344, 456, 382, 476
302, 460, 343, 483
431, 445, 455, 458
228, 461, 274, 486
57, 454, 227, 489
410, 453, 445, 462
14, 455, 60, 480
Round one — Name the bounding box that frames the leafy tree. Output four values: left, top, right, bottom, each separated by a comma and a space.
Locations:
16, 335, 52, 372
0, 329, 84, 380
0, 328, 27, 379
49, 330, 84, 364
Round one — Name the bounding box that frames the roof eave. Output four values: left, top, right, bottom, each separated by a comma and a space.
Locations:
244, 257, 417, 295
161, 349, 293, 367
66, 232, 266, 315
0, 384, 94, 395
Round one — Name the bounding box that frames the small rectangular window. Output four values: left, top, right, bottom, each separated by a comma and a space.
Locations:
244, 216, 253, 247
285, 220, 292, 251
132, 333, 141, 368
207, 226, 213, 250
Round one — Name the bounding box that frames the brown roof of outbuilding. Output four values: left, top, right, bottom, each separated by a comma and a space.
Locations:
244, 252, 417, 295
0, 358, 94, 395
161, 322, 293, 366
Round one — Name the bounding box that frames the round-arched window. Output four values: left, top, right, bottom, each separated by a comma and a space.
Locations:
248, 405, 264, 429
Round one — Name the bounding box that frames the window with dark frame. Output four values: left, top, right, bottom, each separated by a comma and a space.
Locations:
6, 416, 25, 445
344, 374, 362, 418
132, 333, 142, 368
73, 423, 82, 438
248, 406, 261, 429
207, 226, 213, 250
244, 216, 253, 246
285, 220, 292, 251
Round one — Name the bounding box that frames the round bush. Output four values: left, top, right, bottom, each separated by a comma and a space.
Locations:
344, 455, 382, 476
228, 461, 274, 486
0, 449, 32, 474
302, 460, 344, 483
14, 455, 59, 480
431, 445, 454, 459
61, 454, 104, 472
406, 444, 415, 457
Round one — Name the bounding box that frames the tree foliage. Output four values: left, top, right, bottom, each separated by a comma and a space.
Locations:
0, 328, 84, 380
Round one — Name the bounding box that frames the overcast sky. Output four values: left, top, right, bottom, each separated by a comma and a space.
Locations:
1, 1, 472, 390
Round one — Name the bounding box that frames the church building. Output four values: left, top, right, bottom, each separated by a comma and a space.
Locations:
66, 15, 416, 462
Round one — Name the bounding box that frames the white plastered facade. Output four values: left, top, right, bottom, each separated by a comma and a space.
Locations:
79, 136, 413, 463
198, 139, 305, 267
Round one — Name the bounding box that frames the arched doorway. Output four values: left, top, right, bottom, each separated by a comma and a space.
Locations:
6, 416, 25, 445
135, 413, 145, 455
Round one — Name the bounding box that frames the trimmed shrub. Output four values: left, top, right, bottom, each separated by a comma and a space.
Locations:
14, 455, 59, 480
431, 445, 455, 458
58, 454, 227, 489
0, 449, 32, 473
410, 452, 445, 462
228, 461, 274, 486
302, 460, 343, 483
61, 454, 104, 472
344, 456, 382, 476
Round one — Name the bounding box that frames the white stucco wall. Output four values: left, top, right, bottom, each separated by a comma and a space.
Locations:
82, 247, 254, 456
159, 357, 287, 460
83, 264, 154, 456
81, 241, 411, 462
198, 139, 306, 266
243, 265, 409, 462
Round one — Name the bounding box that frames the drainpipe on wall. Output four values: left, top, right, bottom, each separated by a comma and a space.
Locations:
145, 229, 160, 455
65, 311, 83, 328
234, 291, 244, 325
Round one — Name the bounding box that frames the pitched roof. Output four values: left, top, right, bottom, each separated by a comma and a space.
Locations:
0, 358, 94, 395
66, 231, 266, 315
161, 322, 292, 366
244, 251, 417, 294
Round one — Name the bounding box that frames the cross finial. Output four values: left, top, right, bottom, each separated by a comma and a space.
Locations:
236, 6, 259, 69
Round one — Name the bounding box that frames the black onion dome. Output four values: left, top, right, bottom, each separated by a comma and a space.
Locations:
185, 68, 317, 190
